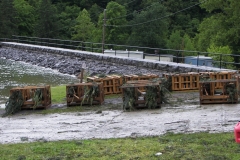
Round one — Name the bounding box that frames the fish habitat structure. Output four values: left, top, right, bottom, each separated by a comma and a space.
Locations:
4, 85, 51, 116
66, 82, 104, 106
87, 74, 159, 95
120, 79, 171, 111
163, 71, 237, 91
199, 79, 238, 104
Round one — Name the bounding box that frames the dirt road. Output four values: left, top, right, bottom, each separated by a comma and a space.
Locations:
0, 92, 240, 144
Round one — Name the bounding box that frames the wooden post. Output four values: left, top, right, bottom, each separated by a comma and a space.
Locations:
78, 62, 86, 83
80, 68, 84, 83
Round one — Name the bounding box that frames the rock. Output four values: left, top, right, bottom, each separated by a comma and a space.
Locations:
155, 152, 162, 156
0, 45, 221, 78
96, 110, 102, 114
20, 137, 28, 141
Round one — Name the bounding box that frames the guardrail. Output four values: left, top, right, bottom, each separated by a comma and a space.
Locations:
0, 35, 239, 70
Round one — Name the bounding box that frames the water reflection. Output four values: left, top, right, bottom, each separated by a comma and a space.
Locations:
0, 58, 78, 108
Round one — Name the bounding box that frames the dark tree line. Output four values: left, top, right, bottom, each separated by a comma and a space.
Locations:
0, 0, 240, 64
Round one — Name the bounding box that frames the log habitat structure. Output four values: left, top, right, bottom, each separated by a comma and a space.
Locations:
4, 71, 240, 116
199, 79, 238, 104
120, 80, 162, 110
66, 82, 104, 107
87, 74, 159, 95
163, 71, 237, 91
10, 85, 51, 109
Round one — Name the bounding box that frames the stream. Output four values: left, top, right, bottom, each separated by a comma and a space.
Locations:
0, 58, 78, 108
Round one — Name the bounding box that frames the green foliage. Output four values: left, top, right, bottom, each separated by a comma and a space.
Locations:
3, 90, 23, 117
32, 89, 43, 109
105, 1, 129, 45
167, 31, 196, 56
88, 3, 102, 25
196, 0, 240, 56
127, 2, 169, 48
163, 0, 204, 38
182, 34, 196, 56
13, 0, 36, 36
34, 0, 59, 38
195, 15, 227, 52
67, 86, 77, 97
3, 0, 240, 66
57, 5, 81, 39
71, 9, 96, 42
27, 0, 39, 7
122, 87, 135, 111
81, 83, 100, 106
159, 78, 172, 104
145, 86, 158, 109
207, 44, 235, 69
0, 0, 18, 38
167, 30, 182, 50
224, 82, 237, 103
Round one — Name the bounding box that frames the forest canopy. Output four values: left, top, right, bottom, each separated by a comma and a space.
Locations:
0, 0, 239, 60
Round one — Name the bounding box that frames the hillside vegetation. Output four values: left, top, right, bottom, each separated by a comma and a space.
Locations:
1, 0, 240, 59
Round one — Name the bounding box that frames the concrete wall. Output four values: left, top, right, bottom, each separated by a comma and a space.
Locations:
0, 42, 234, 73
104, 49, 144, 59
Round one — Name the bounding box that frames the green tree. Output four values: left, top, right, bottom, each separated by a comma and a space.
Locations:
13, 0, 36, 36
0, 0, 18, 38
27, 0, 39, 8
162, 0, 205, 38
90, 16, 103, 43
127, 2, 169, 50
182, 34, 196, 56
71, 9, 95, 42
104, 1, 129, 45
196, 0, 240, 55
195, 15, 226, 52
89, 3, 103, 25
57, 5, 81, 39
93, 1, 128, 45
167, 31, 196, 59
34, 0, 59, 38
166, 30, 182, 50
207, 44, 235, 69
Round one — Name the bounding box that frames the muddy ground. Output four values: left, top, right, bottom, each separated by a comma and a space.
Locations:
0, 91, 240, 144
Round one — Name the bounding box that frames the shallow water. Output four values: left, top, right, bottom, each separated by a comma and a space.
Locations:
0, 58, 78, 108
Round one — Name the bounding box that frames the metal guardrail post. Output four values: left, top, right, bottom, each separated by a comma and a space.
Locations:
177, 51, 179, 63
197, 52, 199, 66
91, 43, 93, 52
220, 54, 222, 69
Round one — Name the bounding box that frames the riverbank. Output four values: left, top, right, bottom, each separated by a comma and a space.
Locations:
0, 43, 239, 150
0, 47, 166, 77
1, 42, 232, 77
0, 58, 79, 107
1, 91, 239, 144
